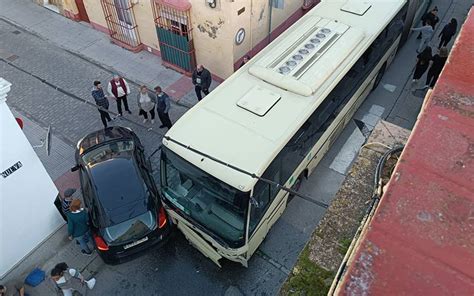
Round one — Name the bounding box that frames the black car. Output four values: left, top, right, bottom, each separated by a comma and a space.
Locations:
72, 126, 170, 264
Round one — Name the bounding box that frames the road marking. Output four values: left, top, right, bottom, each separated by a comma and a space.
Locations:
329, 127, 365, 175
383, 83, 397, 92
369, 104, 385, 117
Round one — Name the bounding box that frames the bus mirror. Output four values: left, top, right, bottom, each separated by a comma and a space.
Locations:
250, 197, 260, 208
71, 165, 80, 172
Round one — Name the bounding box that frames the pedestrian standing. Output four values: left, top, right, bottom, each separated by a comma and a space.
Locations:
51, 262, 96, 296
54, 188, 75, 222
137, 85, 156, 124
412, 46, 432, 83
92, 81, 112, 128
239, 55, 250, 69
417, 7, 439, 39
192, 64, 212, 101
60, 188, 75, 221
154, 86, 173, 129
107, 74, 131, 116
438, 18, 458, 49
424, 47, 449, 88
411, 19, 433, 53
66, 199, 93, 256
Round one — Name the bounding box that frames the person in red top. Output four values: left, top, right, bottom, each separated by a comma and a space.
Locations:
107, 74, 131, 116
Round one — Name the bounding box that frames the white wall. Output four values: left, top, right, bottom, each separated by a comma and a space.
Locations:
0, 79, 62, 278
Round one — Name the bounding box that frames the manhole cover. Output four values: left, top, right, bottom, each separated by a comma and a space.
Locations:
6, 55, 19, 62
12, 30, 21, 35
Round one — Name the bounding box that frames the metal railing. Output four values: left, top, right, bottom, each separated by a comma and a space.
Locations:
152, 0, 196, 73
101, 0, 142, 49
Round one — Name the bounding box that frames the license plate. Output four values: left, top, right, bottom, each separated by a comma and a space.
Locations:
124, 236, 148, 250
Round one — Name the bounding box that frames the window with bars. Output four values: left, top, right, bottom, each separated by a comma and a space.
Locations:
152, 0, 196, 73
100, 0, 141, 49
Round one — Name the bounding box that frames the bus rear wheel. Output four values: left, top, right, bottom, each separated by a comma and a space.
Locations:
288, 171, 306, 204
372, 63, 386, 91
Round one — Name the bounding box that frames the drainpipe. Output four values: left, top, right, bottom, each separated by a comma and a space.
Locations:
268, 0, 273, 45
250, 0, 254, 53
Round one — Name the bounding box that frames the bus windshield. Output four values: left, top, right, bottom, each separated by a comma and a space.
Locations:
160, 148, 249, 248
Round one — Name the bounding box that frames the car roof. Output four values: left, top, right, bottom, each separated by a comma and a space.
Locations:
88, 152, 149, 226
78, 126, 136, 154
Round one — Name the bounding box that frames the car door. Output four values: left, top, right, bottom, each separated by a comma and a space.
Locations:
79, 169, 99, 228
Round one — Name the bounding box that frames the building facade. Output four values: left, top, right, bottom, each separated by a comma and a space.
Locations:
34, 0, 319, 79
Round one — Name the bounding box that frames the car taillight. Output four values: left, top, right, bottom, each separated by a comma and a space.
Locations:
158, 206, 167, 229
94, 234, 109, 251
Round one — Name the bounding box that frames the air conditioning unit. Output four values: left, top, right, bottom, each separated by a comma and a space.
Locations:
249, 17, 365, 96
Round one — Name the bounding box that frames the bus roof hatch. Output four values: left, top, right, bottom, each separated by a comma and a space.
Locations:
340, 1, 372, 16
248, 16, 365, 97
236, 86, 281, 116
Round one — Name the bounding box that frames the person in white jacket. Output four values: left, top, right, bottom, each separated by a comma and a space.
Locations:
107, 74, 131, 116
411, 19, 434, 53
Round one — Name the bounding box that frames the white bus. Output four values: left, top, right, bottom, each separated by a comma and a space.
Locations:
159, 0, 428, 267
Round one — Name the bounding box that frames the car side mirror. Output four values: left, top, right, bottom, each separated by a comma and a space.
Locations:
71, 165, 81, 172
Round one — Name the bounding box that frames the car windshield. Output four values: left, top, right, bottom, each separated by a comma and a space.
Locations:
82, 140, 134, 165
103, 211, 155, 245
161, 148, 249, 248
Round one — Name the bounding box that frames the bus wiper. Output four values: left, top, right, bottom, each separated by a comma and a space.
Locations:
163, 136, 329, 209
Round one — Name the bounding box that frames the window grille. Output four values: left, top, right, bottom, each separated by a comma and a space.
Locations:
152, 0, 196, 73
100, 0, 142, 50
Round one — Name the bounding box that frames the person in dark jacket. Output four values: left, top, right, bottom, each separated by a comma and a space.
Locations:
438, 18, 457, 48
91, 81, 112, 128
412, 46, 432, 83
417, 7, 439, 39
192, 65, 212, 101
239, 55, 250, 69
66, 199, 93, 256
155, 86, 173, 129
424, 47, 449, 88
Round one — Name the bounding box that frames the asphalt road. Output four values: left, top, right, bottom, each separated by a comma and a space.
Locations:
0, 0, 466, 292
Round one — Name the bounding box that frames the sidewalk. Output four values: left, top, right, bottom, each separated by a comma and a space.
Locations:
0, 0, 220, 107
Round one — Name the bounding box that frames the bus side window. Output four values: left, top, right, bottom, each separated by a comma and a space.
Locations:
250, 158, 281, 234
